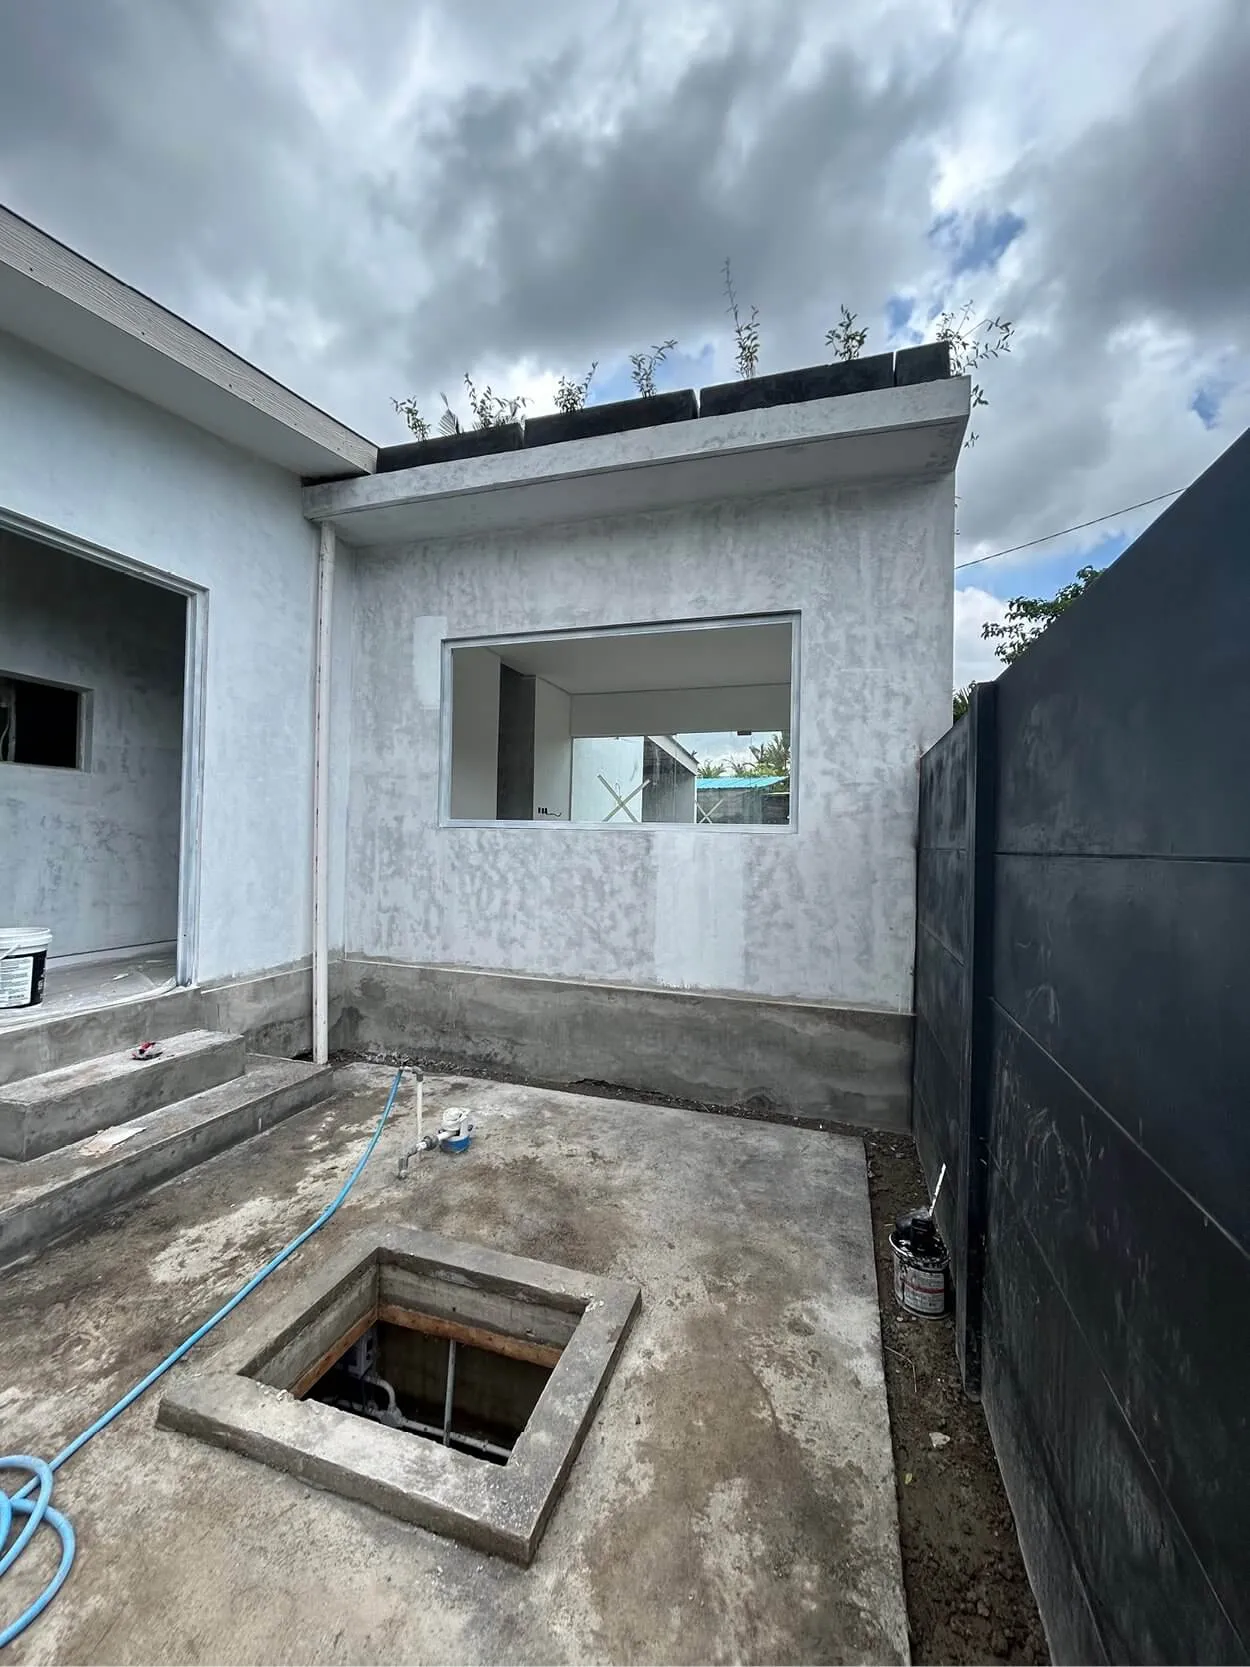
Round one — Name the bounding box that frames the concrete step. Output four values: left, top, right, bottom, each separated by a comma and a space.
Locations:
0, 1054, 334, 1268
0, 984, 207, 1087
0, 1029, 246, 1160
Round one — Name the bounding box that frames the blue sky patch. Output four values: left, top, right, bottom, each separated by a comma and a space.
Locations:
961, 528, 1129, 605
1189, 376, 1231, 429
589, 341, 713, 406
930, 209, 1027, 277
884, 294, 917, 340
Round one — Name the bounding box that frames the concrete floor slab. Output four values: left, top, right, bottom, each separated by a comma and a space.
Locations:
0, 948, 176, 1032
0, 1066, 908, 1664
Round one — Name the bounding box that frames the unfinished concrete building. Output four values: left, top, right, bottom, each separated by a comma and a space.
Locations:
0, 202, 968, 1662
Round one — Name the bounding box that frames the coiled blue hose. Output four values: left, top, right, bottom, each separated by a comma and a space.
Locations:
0, 1066, 404, 1650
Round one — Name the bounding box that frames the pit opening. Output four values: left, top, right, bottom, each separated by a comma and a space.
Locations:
160, 1229, 642, 1563
302, 1313, 558, 1464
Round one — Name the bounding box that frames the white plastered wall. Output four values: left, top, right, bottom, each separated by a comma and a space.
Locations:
0, 329, 321, 983
344, 475, 954, 1010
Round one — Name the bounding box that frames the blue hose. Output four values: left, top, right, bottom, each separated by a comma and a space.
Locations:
0, 1066, 404, 1650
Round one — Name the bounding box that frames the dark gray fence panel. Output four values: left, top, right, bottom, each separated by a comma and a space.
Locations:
912, 689, 994, 1388
913, 425, 1250, 1662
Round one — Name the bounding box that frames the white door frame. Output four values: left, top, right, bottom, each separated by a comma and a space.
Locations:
0, 506, 207, 987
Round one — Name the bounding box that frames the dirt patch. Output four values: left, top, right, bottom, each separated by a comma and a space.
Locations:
865, 1130, 1048, 1666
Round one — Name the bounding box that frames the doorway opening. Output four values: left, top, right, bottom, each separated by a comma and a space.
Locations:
0, 523, 198, 1013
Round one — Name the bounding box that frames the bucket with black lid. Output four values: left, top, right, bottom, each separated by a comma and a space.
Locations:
0, 927, 52, 1010
889, 1201, 950, 1318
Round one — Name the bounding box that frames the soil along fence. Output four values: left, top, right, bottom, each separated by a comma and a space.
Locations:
913, 426, 1250, 1664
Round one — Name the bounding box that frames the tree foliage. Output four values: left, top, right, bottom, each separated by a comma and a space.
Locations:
696, 733, 791, 781
952, 685, 973, 722
982, 565, 1103, 666
744, 733, 790, 777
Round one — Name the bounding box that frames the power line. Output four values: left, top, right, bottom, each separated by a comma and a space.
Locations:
954, 487, 1186, 572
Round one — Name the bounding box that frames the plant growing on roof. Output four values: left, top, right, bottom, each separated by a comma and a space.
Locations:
826, 305, 869, 362
553, 363, 598, 414
722, 257, 760, 379
437, 393, 462, 435
392, 397, 432, 440
935, 301, 1014, 447
628, 339, 677, 398
464, 374, 527, 429
432, 374, 528, 435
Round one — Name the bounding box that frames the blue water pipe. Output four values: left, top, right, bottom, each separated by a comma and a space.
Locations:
0, 1065, 405, 1650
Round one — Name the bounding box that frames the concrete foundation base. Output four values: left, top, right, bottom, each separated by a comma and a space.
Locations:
332, 957, 913, 1130
201, 959, 314, 1058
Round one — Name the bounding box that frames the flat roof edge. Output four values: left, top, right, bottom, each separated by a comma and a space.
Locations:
0, 204, 376, 476
304, 377, 970, 532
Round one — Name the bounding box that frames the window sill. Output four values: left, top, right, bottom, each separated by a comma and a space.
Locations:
438, 817, 797, 835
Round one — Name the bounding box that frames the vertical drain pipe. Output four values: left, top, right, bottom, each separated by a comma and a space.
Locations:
312, 522, 336, 1066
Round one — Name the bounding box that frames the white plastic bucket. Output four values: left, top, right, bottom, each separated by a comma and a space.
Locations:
0, 927, 53, 1010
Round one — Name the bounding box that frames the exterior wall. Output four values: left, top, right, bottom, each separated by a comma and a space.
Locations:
344, 477, 953, 1009
0, 531, 184, 954
0, 329, 320, 984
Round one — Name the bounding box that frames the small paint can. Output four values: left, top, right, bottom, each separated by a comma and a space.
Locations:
889, 1208, 950, 1319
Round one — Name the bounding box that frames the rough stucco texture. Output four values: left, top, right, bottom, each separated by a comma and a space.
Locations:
344, 479, 953, 1009
0, 531, 184, 954
0, 330, 320, 982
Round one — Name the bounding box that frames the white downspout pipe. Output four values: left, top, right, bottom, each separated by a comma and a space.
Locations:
312, 521, 336, 1065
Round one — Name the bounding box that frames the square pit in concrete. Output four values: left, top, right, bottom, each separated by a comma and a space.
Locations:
157, 1225, 641, 1563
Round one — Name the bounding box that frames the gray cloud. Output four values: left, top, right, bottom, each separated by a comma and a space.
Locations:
0, 0, 1246, 576
950, 0, 1250, 553
1039, 1, 1250, 336
373, 15, 955, 387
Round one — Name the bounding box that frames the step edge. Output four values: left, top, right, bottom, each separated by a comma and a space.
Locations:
0, 1061, 334, 1198
0, 1068, 335, 1265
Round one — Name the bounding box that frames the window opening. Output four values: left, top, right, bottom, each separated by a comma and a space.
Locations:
447, 617, 795, 827
0, 674, 85, 769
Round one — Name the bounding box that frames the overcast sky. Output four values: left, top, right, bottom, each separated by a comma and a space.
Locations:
1, 0, 1247, 687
